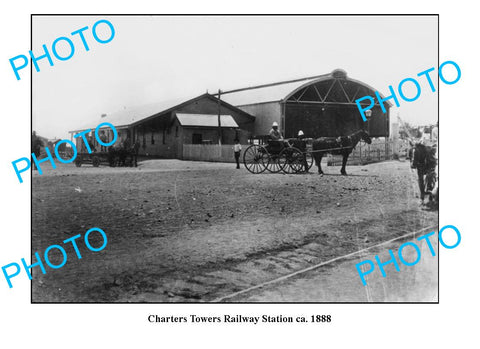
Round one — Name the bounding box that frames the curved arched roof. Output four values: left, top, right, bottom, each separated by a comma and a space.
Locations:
221, 70, 391, 107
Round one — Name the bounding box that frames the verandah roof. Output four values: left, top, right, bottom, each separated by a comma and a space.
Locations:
176, 113, 238, 128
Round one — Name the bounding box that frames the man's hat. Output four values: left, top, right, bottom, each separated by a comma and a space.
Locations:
298, 130, 304, 136
272, 121, 279, 127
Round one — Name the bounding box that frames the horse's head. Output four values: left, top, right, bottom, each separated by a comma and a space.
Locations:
360, 130, 372, 144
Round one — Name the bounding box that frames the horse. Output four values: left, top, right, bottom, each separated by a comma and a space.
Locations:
410, 141, 437, 206
312, 129, 372, 175
107, 144, 130, 167
107, 139, 140, 167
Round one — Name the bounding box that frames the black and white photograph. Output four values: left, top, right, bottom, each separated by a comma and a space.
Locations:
30, 15, 439, 303
3, 1, 480, 347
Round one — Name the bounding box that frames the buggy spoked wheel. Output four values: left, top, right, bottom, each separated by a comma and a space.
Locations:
295, 151, 312, 173
243, 145, 268, 174
266, 153, 284, 173
280, 147, 304, 174
278, 149, 294, 174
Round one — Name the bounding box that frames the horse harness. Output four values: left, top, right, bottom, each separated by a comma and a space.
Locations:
310, 136, 354, 153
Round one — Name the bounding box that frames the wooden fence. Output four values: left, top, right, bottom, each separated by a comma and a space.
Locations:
183, 139, 396, 165
326, 139, 394, 166
183, 144, 241, 163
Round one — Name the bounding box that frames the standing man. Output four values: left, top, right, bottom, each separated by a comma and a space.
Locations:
296, 130, 309, 173
233, 138, 242, 169
269, 121, 283, 141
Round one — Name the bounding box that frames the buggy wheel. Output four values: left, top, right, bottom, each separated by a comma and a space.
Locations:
280, 147, 304, 174
277, 150, 292, 173
294, 150, 311, 173
75, 158, 82, 167
92, 156, 100, 167
243, 145, 268, 174
266, 153, 284, 173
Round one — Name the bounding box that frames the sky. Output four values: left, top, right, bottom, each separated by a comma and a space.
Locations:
32, 15, 439, 140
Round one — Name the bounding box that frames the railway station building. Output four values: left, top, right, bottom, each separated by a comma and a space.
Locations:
69, 93, 255, 159
70, 69, 390, 161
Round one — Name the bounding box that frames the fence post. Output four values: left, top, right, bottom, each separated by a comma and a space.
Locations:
359, 141, 362, 164
385, 139, 388, 160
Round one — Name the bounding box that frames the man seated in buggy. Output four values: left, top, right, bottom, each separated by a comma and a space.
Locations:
290, 130, 309, 173
267, 121, 286, 154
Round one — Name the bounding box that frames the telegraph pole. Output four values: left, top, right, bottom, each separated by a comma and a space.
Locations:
217, 89, 222, 145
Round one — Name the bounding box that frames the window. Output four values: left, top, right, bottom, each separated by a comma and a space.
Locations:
192, 134, 202, 144
151, 132, 155, 145
175, 126, 179, 137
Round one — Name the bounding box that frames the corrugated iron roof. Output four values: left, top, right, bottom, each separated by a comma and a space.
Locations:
69, 93, 254, 133
220, 76, 323, 106
176, 113, 238, 128
70, 96, 189, 132
219, 71, 392, 107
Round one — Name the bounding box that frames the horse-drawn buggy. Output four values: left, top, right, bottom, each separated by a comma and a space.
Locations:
243, 129, 372, 175
74, 141, 140, 168
242, 139, 313, 174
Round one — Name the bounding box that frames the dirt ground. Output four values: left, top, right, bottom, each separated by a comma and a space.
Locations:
31, 158, 438, 302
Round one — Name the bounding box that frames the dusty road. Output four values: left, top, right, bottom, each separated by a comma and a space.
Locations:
218, 230, 438, 302
31, 159, 437, 302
